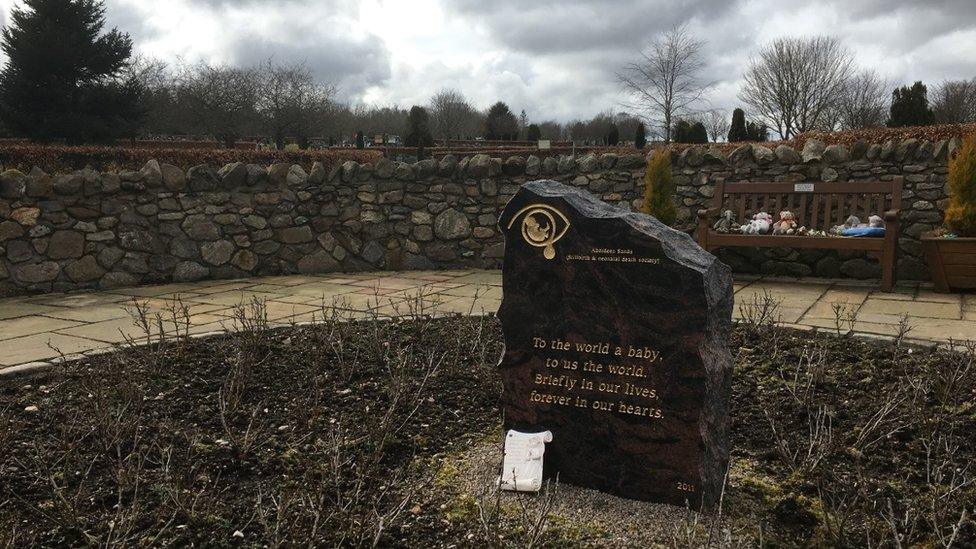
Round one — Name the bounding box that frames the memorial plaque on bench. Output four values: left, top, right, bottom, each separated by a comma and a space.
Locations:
497, 180, 734, 509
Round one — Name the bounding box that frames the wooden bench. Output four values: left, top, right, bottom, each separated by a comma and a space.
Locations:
696, 179, 902, 291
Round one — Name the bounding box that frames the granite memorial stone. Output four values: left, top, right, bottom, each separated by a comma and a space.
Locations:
497, 179, 733, 509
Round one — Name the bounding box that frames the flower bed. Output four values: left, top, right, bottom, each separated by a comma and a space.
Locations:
1, 298, 973, 546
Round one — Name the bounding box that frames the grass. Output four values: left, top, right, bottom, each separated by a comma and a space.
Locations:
0, 294, 974, 547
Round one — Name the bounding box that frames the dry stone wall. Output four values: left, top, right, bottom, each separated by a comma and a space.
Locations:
0, 154, 647, 296
0, 137, 957, 296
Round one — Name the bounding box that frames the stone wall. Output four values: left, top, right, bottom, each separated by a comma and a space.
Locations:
0, 137, 957, 296
0, 154, 647, 296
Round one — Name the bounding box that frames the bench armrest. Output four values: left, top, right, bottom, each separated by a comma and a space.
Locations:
884, 209, 901, 222
697, 207, 721, 221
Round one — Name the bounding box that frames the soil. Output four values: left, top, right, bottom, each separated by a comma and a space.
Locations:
1, 313, 974, 547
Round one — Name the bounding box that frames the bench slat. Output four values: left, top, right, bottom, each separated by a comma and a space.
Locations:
721, 182, 895, 193
824, 194, 834, 231
706, 233, 886, 250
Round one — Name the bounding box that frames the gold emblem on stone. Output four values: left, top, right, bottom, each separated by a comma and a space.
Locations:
508, 204, 571, 260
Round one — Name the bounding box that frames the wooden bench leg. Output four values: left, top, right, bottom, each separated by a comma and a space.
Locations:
880, 227, 898, 292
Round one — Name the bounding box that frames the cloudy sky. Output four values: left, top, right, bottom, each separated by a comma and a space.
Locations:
1, 0, 975, 122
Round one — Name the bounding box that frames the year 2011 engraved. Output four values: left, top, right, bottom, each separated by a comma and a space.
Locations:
676, 482, 696, 493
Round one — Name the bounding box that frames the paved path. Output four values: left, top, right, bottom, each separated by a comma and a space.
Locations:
1, 271, 974, 373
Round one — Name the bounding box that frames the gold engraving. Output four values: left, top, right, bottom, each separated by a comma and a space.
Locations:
507, 204, 570, 260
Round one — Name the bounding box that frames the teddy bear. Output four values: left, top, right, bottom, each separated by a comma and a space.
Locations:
831, 215, 861, 235
772, 211, 798, 235
712, 210, 737, 233
740, 211, 773, 235
868, 215, 884, 228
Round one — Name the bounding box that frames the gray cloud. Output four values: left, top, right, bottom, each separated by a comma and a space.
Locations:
446, 0, 739, 55
3, 0, 975, 122
225, 34, 391, 100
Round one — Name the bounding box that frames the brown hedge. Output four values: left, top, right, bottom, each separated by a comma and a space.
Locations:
386, 145, 647, 159
0, 145, 382, 174
666, 123, 976, 154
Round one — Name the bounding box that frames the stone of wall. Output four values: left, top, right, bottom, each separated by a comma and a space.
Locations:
667, 137, 958, 281
0, 137, 957, 296
0, 154, 647, 296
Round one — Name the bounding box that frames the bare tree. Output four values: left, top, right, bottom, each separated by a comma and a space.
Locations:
618, 24, 711, 142
614, 112, 642, 145
428, 88, 479, 140
176, 62, 260, 147
740, 36, 855, 139
256, 60, 335, 149
123, 56, 177, 137
536, 120, 563, 140
932, 79, 976, 124
836, 70, 889, 129
705, 109, 730, 142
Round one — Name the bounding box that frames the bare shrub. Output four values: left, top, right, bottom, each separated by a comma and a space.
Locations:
737, 289, 782, 331
764, 404, 834, 475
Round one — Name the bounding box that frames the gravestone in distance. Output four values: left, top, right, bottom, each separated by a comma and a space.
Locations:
496, 179, 733, 509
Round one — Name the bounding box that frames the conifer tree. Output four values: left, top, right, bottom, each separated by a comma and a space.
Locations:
641, 149, 676, 225
727, 108, 747, 142
404, 105, 434, 159
888, 81, 935, 127
634, 122, 647, 149
0, 0, 142, 143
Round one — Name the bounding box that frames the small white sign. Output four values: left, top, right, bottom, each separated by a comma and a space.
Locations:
499, 429, 553, 492
537, 139, 551, 150
794, 183, 815, 192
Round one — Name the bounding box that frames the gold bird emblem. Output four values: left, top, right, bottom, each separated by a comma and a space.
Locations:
524, 214, 552, 243
507, 204, 571, 260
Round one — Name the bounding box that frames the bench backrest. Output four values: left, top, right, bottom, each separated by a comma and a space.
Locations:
711, 180, 902, 231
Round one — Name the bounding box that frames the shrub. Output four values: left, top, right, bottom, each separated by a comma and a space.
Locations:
640, 149, 676, 225
944, 135, 976, 237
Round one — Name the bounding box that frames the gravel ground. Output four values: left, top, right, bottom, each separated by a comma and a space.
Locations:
445, 437, 726, 548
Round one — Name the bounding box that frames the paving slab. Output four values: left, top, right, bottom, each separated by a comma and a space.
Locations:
0, 271, 972, 373
859, 298, 962, 320
0, 315, 83, 341
0, 332, 107, 366
0, 301, 68, 321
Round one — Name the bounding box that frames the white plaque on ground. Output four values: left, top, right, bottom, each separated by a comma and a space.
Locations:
499, 429, 553, 492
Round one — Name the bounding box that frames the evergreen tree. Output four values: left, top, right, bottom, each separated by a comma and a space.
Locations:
673, 119, 708, 144
404, 105, 434, 159
483, 101, 519, 140
728, 108, 747, 142
634, 122, 647, 149
526, 123, 541, 141
355, 131, 365, 149
888, 81, 935, 127
672, 120, 693, 143
606, 123, 619, 146
745, 121, 768, 142
0, 0, 143, 143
